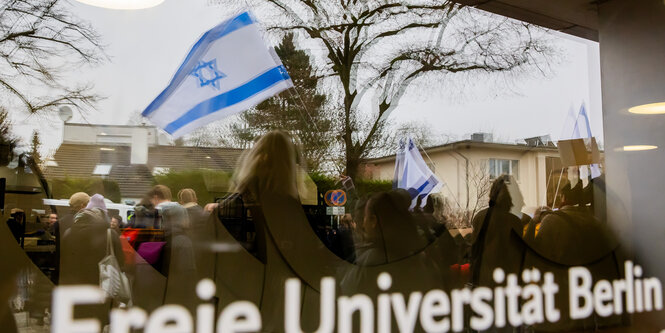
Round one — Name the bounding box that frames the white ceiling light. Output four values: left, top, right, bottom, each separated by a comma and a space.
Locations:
74, 0, 165, 10
628, 102, 665, 115
615, 145, 658, 152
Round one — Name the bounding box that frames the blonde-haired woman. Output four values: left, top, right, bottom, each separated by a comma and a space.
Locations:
208, 130, 328, 331
205, 130, 299, 258
231, 130, 299, 200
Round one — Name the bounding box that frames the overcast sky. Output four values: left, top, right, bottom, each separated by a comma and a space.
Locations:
12, 0, 603, 153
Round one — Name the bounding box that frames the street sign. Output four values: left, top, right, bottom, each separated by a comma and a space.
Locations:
324, 189, 347, 206
326, 206, 345, 216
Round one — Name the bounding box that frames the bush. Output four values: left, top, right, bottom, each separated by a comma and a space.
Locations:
309, 173, 392, 211
153, 169, 232, 205
50, 177, 121, 203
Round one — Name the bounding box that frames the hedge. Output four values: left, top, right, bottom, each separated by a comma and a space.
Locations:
50, 177, 122, 203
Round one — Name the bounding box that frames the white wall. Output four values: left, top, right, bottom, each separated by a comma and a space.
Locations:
598, 0, 665, 278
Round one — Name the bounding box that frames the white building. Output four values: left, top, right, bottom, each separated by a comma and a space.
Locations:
362, 134, 562, 212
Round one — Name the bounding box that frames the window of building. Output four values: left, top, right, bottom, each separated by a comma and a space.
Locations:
489, 158, 519, 179
92, 164, 112, 176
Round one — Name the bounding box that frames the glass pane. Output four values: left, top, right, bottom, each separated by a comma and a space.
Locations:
500, 159, 510, 175
511, 160, 519, 179
3, 2, 663, 332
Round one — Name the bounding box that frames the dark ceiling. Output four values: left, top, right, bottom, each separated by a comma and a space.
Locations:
453, 0, 599, 41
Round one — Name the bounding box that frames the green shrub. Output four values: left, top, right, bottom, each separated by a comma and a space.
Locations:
153, 169, 232, 205
309, 173, 392, 210
50, 177, 121, 203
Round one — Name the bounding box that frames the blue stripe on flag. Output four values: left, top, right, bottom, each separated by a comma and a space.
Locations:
163, 65, 289, 134
142, 12, 256, 117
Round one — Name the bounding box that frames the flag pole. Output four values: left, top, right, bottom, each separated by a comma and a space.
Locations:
551, 167, 565, 209
542, 167, 554, 206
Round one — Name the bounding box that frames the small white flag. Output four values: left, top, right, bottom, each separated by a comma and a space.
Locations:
561, 103, 601, 179
142, 11, 293, 138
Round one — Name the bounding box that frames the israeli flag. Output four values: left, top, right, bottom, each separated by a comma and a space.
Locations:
142, 12, 293, 138
393, 137, 443, 208
562, 103, 601, 179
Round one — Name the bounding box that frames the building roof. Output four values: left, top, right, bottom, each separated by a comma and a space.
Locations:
44, 143, 244, 199
366, 139, 559, 164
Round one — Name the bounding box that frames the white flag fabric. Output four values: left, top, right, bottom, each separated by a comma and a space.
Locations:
393, 137, 443, 208
142, 12, 293, 138
561, 103, 601, 179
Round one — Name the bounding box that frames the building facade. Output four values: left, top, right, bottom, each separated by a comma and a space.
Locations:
44, 123, 243, 202
363, 136, 561, 213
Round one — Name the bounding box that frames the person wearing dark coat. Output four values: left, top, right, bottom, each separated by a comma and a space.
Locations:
149, 185, 197, 312
60, 195, 124, 285
178, 188, 215, 281
60, 194, 123, 325
471, 175, 526, 289
6, 209, 25, 244
520, 181, 623, 331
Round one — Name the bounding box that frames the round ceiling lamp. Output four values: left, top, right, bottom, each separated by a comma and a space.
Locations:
616, 145, 658, 152
74, 0, 165, 10
628, 102, 665, 115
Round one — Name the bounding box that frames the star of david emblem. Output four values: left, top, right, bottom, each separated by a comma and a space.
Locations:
190, 58, 225, 90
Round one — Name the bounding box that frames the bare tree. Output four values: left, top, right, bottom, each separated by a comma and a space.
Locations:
0, 0, 104, 114
442, 159, 491, 228
466, 160, 492, 219
0, 108, 18, 165
236, 0, 557, 179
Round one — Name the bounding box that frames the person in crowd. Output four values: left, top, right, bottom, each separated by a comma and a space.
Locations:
355, 190, 428, 266
6, 208, 25, 244
521, 179, 622, 331
60, 194, 122, 285
470, 175, 526, 288
51, 193, 89, 285
413, 194, 447, 242
46, 213, 58, 235
110, 215, 123, 233
522, 205, 552, 242
178, 188, 214, 280
43, 212, 60, 284
336, 213, 356, 262
58, 192, 90, 235
128, 197, 157, 229
148, 185, 197, 311
534, 181, 612, 255
204, 130, 316, 330
204, 130, 301, 263
177, 188, 203, 224
59, 194, 123, 325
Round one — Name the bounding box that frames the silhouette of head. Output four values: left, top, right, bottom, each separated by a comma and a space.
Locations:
177, 188, 198, 205
561, 180, 583, 207
69, 192, 90, 212
489, 175, 513, 212
148, 185, 172, 206
85, 194, 107, 212
232, 130, 298, 199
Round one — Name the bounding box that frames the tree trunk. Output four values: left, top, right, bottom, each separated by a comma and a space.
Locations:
345, 152, 362, 181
